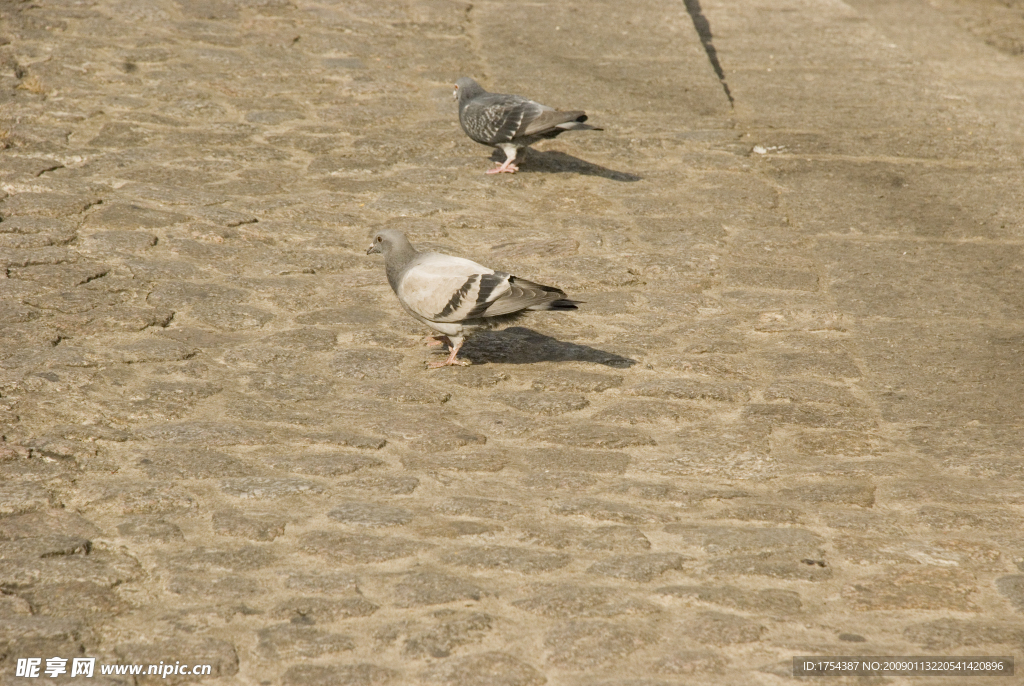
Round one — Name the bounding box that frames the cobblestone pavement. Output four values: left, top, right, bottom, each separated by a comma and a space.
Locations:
2, 0, 1024, 684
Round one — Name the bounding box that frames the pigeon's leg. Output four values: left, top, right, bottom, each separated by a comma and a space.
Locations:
486, 145, 520, 174
422, 334, 451, 348
428, 338, 471, 368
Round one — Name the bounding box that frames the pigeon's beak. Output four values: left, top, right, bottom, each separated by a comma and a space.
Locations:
366, 243, 380, 255
452, 85, 458, 100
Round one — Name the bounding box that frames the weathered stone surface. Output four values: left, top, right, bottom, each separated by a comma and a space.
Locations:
300, 531, 430, 564
442, 546, 572, 574
421, 652, 545, 686
995, 575, 1024, 612
663, 525, 825, 554
212, 509, 287, 541
0, 484, 53, 514
652, 649, 729, 675
137, 447, 248, 479
496, 391, 589, 415
333, 349, 406, 379
391, 571, 489, 607
552, 499, 672, 524
281, 664, 397, 686
529, 370, 623, 393
518, 449, 632, 474
683, 612, 766, 644
219, 477, 324, 499
384, 610, 494, 659
368, 382, 452, 404
593, 399, 712, 424
0, 193, 97, 218
536, 425, 655, 449
82, 229, 158, 252
625, 380, 751, 403
431, 497, 519, 520
271, 595, 379, 622
21, 580, 127, 618
328, 501, 415, 527
381, 419, 487, 452
285, 572, 360, 594
255, 623, 355, 659
116, 518, 184, 543
401, 453, 507, 472
0, 535, 91, 560
903, 617, 1024, 649
341, 475, 420, 495
137, 421, 270, 445
168, 545, 275, 573
517, 524, 651, 552
0, 510, 102, 540
779, 482, 876, 507
167, 574, 262, 599
711, 553, 833, 581
724, 503, 804, 523
544, 620, 656, 668
842, 568, 980, 611
588, 553, 688, 582
514, 585, 661, 618
75, 482, 198, 515
0, 615, 87, 658
658, 585, 802, 614
416, 519, 505, 539
265, 452, 384, 476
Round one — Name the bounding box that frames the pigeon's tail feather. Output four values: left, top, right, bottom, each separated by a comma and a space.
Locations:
526, 297, 579, 311
558, 122, 602, 132
524, 110, 590, 137
516, 279, 579, 311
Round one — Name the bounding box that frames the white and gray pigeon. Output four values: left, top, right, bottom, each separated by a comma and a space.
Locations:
454, 77, 601, 174
366, 229, 579, 367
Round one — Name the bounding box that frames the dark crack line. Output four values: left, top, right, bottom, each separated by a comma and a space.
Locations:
683, 0, 734, 107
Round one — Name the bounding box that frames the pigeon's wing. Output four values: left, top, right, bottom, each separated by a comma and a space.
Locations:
462, 94, 548, 144
397, 253, 572, 323
466, 276, 572, 317
397, 254, 505, 323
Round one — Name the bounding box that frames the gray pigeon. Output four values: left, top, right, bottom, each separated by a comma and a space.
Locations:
454, 77, 601, 174
366, 229, 578, 367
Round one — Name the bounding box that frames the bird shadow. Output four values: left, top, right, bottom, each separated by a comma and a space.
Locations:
489, 149, 641, 182
457, 327, 637, 368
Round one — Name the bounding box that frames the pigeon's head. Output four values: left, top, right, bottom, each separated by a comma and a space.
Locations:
454, 77, 484, 104
366, 229, 414, 257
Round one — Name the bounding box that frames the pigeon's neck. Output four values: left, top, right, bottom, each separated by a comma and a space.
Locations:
385, 243, 419, 291
458, 86, 486, 112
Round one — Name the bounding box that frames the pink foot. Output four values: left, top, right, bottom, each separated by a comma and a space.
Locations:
427, 341, 469, 368
485, 162, 519, 174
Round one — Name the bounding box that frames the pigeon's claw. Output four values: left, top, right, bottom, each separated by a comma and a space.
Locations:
486, 161, 519, 174
427, 340, 469, 368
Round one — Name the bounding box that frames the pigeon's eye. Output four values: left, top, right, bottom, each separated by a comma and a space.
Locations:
376, 236, 382, 242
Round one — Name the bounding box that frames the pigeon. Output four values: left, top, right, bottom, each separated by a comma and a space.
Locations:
454, 77, 601, 174
366, 229, 578, 368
